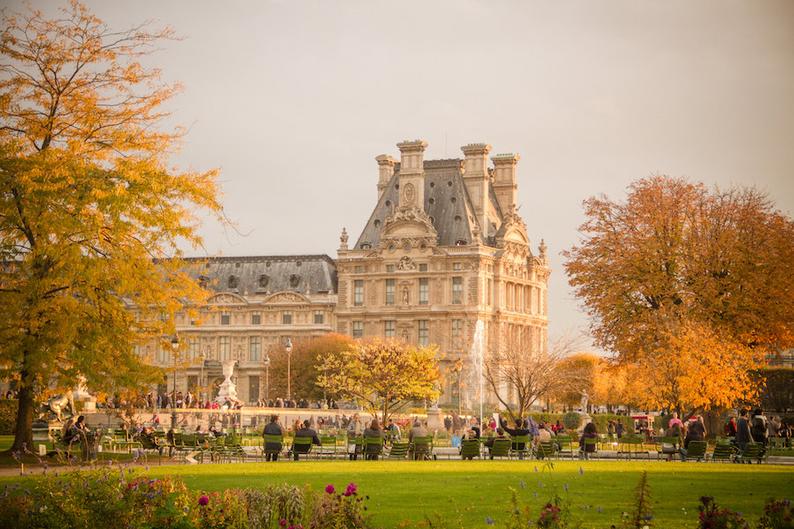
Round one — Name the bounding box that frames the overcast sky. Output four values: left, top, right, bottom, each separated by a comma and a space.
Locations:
26, 0, 794, 350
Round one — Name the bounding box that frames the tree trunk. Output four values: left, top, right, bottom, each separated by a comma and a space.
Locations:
9, 383, 34, 453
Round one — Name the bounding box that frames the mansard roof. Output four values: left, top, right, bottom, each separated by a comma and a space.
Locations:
355, 159, 504, 250
181, 254, 337, 296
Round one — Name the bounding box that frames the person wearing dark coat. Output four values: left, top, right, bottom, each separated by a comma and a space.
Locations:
262, 415, 284, 461
292, 419, 321, 460
735, 408, 754, 452
500, 416, 530, 458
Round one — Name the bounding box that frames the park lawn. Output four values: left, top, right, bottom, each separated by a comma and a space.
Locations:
124, 460, 792, 528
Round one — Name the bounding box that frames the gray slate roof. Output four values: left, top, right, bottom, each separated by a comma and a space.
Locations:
355, 159, 502, 249
182, 255, 337, 296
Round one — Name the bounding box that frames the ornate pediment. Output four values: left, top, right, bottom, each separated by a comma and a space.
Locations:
207, 292, 247, 305
263, 291, 310, 305
495, 204, 530, 255
379, 206, 438, 251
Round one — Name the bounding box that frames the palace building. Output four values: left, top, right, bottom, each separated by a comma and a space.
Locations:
151, 139, 549, 407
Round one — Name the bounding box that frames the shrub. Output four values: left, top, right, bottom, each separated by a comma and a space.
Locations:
757, 498, 793, 529
697, 496, 749, 529
562, 412, 581, 431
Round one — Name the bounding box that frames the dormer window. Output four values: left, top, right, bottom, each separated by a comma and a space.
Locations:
289, 274, 300, 288
258, 274, 269, 288
227, 275, 238, 289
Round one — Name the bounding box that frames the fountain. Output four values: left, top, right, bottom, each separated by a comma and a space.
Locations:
468, 320, 485, 421
215, 360, 239, 405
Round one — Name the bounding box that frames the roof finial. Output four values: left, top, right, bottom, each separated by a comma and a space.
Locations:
339, 227, 349, 250
539, 239, 547, 260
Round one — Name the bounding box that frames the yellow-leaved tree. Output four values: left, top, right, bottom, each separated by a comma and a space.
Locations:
316, 339, 440, 423
0, 1, 222, 451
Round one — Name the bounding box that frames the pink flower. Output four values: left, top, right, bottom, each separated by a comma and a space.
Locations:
344, 482, 358, 497
325, 484, 335, 494
279, 519, 287, 527
198, 495, 209, 506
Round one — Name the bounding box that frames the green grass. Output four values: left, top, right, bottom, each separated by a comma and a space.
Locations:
6, 460, 790, 528
2, 431, 792, 528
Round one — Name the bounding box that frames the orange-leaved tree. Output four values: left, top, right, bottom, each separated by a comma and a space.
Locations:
0, 1, 223, 451
563, 176, 791, 413
316, 339, 440, 423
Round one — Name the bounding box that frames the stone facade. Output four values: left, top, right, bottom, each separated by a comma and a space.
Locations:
146, 139, 549, 407
336, 140, 549, 407
145, 255, 337, 404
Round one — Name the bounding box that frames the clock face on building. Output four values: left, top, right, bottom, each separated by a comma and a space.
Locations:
403, 182, 416, 206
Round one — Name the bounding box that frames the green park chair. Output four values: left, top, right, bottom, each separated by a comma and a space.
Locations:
656, 436, 680, 460
411, 436, 434, 461
536, 440, 557, 460
710, 441, 736, 463
319, 435, 338, 459
510, 434, 532, 459
262, 434, 284, 460
388, 441, 410, 460
488, 438, 512, 459
555, 435, 574, 459
363, 436, 384, 460
291, 436, 314, 460
736, 443, 766, 464
682, 440, 707, 462
619, 436, 647, 460
459, 439, 481, 460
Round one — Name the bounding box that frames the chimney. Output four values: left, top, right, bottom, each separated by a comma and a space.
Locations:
461, 143, 492, 236
375, 154, 396, 200
492, 153, 520, 212
396, 139, 428, 210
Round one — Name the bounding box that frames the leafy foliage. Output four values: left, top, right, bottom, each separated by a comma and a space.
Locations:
564, 176, 793, 414
697, 496, 749, 529
316, 339, 440, 422
0, 1, 223, 450
268, 334, 354, 401
757, 498, 793, 529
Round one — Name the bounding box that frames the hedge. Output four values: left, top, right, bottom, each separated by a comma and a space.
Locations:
0, 399, 17, 435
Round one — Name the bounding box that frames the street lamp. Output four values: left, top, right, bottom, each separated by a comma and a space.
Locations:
284, 338, 293, 401
198, 353, 206, 404
263, 354, 271, 403
170, 335, 179, 428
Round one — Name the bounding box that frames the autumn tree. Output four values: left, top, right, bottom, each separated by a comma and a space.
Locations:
628, 323, 762, 416
0, 2, 222, 451
552, 352, 601, 410
564, 176, 793, 413
484, 334, 579, 423
316, 339, 440, 423
267, 333, 354, 401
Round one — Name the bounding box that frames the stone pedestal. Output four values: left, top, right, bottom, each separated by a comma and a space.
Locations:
426, 406, 443, 432
578, 412, 592, 432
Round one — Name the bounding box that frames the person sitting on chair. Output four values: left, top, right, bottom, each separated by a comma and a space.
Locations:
292, 419, 321, 460
579, 422, 598, 458
363, 418, 384, 460
500, 415, 530, 459
262, 415, 284, 462
679, 415, 706, 460
486, 427, 510, 459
